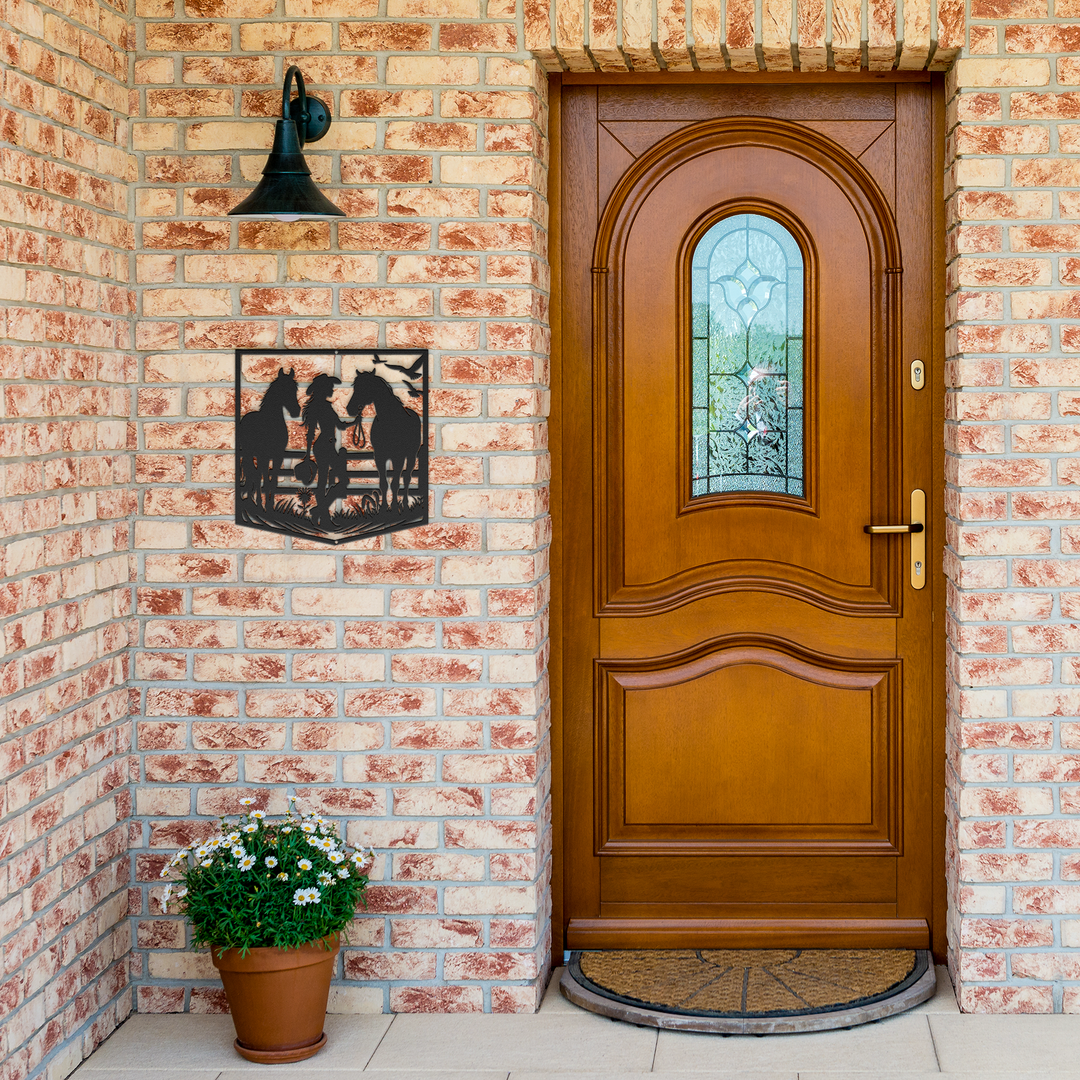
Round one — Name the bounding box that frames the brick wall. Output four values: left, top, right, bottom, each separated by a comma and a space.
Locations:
16, 0, 1080, 1068
944, 14, 1080, 1014
0, 0, 137, 1074
127, 3, 553, 1016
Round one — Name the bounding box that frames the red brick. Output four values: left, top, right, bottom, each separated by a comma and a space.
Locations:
245, 755, 337, 783
246, 689, 336, 718
1015, 755, 1080, 781
293, 721, 383, 750
340, 22, 432, 50
144, 755, 237, 783
293, 787, 384, 814
345, 755, 435, 783
390, 986, 483, 1012
390, 918, 483, 946
192, 721, 285, 750
344, 951, 436, 980
392, 853, 483, 881
364, 886, 438, 915
345, 689, 436, 717
145, 689, 239, 718
394, 787, 484, 816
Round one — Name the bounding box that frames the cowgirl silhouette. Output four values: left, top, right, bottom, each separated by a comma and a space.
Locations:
299, 374, 352, 527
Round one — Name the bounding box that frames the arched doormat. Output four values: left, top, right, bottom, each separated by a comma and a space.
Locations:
561, 949, 936, 1033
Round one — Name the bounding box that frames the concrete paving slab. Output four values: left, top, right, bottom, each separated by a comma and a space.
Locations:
653, 1014, 939, 1073
511, 1073, 798, 1080
366, 1013, 657, 1073
73, 1013, 394, 1072
224, 1073, 507, 1079
906, 967, 959, 1014
929, 1013, 1080, 1073
792, 1074, 946, 1080
797, 1075, 1059, 1080
72, 1072, 221, 1080
539, 967, 579, 1013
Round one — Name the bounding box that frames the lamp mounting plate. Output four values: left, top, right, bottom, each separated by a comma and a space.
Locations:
287, 95, 331, 144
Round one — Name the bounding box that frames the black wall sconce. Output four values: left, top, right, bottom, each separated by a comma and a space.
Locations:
229, 65, 345, 222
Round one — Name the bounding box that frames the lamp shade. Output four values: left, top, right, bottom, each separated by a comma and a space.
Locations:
229, 66, 345, 222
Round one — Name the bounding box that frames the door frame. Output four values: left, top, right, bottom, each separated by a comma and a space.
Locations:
548, 71, 948, 965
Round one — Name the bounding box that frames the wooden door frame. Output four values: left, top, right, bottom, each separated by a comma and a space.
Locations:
548, 71, 948, 967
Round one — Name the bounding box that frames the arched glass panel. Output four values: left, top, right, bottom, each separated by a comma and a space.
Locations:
691, 213, 805, 498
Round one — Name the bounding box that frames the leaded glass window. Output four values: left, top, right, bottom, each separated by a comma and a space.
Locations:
691, 213, 805, 498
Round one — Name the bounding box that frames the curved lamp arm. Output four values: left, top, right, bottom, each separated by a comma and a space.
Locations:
283, 65, 308, 147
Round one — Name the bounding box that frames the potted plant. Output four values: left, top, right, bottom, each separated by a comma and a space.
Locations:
160, 797, 375, 1063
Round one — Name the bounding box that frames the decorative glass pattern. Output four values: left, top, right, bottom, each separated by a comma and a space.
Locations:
691, 213, 805, 498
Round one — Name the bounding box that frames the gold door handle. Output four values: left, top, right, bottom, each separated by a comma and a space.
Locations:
863, 490, 926, 590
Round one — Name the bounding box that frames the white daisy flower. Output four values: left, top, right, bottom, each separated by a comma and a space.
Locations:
161, 884, 173, 911
201, 859, 213, 868
315, 838, 335, 852
264, 856, 278, 868
194, 846, 209, 860
327, 851, 345, 864
336, 867, 350, 879
239, 855, 256, 871
239, 797, 255, 806
226, 832, 241, 844
231, 845, 246, 859
301, 822, 317, 834
292, 887, 321, 906
318, 871, 333, 886
276, 872, 289, 881
242, 822, 258, 834
175, 887, 187, 899
250, 810, 266, 820
297, 858, 312, 871
281, 826, 293, 834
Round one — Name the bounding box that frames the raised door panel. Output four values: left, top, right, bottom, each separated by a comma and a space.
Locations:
596, 84, 897, 123
597, 642, 900, 855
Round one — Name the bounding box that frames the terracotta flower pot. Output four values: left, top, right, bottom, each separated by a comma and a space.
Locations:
211, 935, 339, 1064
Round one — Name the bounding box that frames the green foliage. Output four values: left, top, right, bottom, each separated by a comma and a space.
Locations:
160, 798, 374, 954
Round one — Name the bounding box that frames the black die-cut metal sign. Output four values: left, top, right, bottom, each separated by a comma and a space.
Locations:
235, 348, 429, 544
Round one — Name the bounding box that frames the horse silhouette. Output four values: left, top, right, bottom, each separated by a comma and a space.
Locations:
346, 369, 422, 513
238, 367, 300, 511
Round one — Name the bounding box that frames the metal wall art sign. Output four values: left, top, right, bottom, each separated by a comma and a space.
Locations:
235, 348, 429, 544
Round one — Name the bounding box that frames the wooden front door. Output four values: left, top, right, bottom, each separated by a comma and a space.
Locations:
557, 79, 944, 953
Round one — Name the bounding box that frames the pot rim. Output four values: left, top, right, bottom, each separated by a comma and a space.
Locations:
210, 933, 340, 973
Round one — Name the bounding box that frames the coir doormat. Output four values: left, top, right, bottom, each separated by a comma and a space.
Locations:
562, 949, 935, 1034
